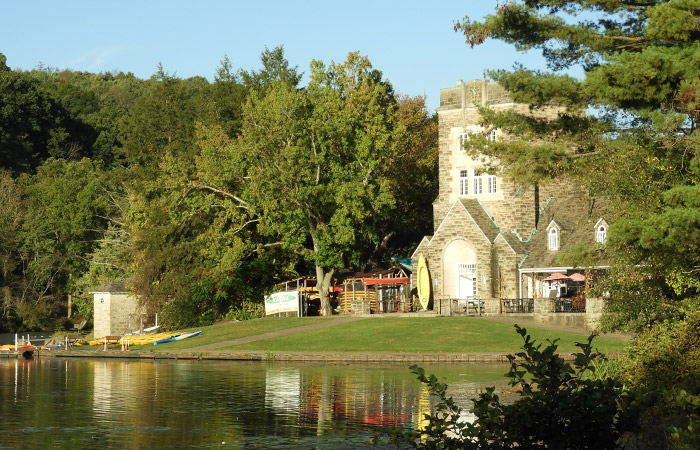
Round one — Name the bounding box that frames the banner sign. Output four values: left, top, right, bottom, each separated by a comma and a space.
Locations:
265, 291, 299, 316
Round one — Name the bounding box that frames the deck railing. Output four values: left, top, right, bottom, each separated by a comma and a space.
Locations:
501, 298, 534, 313
434, 297, 484, 315
553, 296, 586, 313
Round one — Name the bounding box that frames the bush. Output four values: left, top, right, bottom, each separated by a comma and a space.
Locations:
225, 300, 264, 321
392, 326, 627, 449
623, 310, 700, 391
390, 326, 700, 449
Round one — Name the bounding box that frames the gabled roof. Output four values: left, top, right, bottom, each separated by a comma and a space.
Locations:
410, 236, 431, 258
427, 198, 499, 247
457, 198, 500, 242
498, 231, 528, 255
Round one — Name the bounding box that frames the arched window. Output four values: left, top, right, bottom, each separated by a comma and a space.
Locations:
596, 225, 607, 244
548, 228, 559, 251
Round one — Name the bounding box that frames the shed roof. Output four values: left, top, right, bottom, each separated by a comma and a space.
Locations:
90, 280, 129, 294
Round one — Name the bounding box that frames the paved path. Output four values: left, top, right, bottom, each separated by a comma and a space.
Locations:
186, 316, 366, 351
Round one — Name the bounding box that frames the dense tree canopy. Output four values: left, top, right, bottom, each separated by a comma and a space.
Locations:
0, 48, 438, 330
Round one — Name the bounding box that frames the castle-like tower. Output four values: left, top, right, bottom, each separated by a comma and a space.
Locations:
412, 79, 583, 307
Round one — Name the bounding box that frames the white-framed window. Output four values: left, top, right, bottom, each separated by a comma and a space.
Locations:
473, 170, 483, 195
459, 170, 469, 196
596, 225, 607, 244
458, 133, 469, 152
548, 228, 559, 251
457, 263, 476, 276
486, 173, 497, 194
486, 129, 497, 141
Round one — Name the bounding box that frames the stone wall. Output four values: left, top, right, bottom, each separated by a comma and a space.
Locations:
414, 203, 494, 301
493, 236, 520, 299
93, 292, 142, 338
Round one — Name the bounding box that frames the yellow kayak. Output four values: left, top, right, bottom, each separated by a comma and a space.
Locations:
417, 254, 431, 310
86, 333, 179, 346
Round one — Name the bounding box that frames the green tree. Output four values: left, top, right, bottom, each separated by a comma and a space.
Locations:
455, 1, 700, 333
376, 96, 438, 263
0, 54, 75, 173
226, 52, 397, 315
238, 45, 302, 94
211, 54, 247, 137
121, 64, 199, 172
11, 158, 109, 328
0, 170, 23, 330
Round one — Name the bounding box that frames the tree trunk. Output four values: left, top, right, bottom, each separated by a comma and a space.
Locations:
315, 265, 335, 316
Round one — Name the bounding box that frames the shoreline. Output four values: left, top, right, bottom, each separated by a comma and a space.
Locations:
28, 348, 592, 363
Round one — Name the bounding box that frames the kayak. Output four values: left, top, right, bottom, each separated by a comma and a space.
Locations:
173, 330, 202, 341
0, 344, 34, 351
153, 330, 202, 345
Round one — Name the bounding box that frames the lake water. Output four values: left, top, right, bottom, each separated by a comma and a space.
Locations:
0, 358, 510, 449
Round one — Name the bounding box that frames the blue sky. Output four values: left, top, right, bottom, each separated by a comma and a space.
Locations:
1, 0, 553, 112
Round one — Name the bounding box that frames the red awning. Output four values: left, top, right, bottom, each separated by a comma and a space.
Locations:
361, 277, 411, 286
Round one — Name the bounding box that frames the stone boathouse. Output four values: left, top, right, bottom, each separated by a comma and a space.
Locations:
411, 79, 609, 330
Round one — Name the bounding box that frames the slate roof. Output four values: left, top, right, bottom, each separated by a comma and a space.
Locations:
90, 280, 129, 294
458, 198, 501, 242
520, 196, 610, 269
498, 231, 528, 255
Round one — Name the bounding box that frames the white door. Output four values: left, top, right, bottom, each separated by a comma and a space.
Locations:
457, 263, 476, 299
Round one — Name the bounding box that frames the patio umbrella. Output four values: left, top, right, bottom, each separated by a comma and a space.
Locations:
569, 272, 586, 282
542, 273, 571, 282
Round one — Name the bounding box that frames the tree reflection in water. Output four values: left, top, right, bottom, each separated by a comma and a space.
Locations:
0, 358, 508, 449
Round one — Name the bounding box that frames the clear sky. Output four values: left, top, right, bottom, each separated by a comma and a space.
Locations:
0, 0, 552, 113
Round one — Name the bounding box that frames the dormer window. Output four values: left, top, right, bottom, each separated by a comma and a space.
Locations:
546, 221, 560, 251
596, 226, 606, 243
594, 218, 608, 244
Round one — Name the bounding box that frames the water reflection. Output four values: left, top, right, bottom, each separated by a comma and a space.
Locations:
0, 358, 508, 449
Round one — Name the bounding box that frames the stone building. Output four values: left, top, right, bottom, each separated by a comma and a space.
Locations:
91, 280, 144, 338
412, 79, 608, 320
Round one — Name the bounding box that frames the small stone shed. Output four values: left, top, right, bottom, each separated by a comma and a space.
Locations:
90, 280, 143, 339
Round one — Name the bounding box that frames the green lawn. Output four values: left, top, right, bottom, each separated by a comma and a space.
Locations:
208, 317, 627, 354
127, 316, 328, 350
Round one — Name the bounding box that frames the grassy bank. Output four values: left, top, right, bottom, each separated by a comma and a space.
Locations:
141, 316, 627, 354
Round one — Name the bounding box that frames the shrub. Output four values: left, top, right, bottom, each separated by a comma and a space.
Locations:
393, 326, 626, 449
391, 326, 700, 449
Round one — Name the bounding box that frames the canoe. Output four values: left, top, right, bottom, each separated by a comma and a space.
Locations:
153, 330, 202, 345
416, 254, 431, 310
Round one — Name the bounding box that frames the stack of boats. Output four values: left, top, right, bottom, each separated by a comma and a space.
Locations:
86, 330, 202, 346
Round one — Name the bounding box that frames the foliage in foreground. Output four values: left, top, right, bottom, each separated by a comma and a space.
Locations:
391, 326, 700, 450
